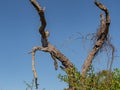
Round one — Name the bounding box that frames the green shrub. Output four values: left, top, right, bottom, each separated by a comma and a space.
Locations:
58, 65, 120, 90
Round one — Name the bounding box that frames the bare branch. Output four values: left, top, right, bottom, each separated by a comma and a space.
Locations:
50, 52, 58, 70
30, 43, 74, 88
81, 1, 111, 76
95, 0, 110, 25
30, 0, 74, 88
31, 46, 45, 89
108, 42, 115, 71
30, 0, 48, 47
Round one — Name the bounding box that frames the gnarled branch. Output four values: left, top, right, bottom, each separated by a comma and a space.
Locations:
30, 0, 74, 89
30, 0, 48, 47
30, 44, 74, 88
81, 0, 111, 76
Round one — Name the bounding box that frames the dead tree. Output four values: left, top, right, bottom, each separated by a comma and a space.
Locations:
29, 0, 113, 89
29, 0, 74, 89
81, 0, 111, 76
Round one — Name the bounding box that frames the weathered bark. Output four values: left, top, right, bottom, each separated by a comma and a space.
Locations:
30, 0, 48, 47
29, 0, 74, 89
29, 0, 112, 89
81, 0, 110, 76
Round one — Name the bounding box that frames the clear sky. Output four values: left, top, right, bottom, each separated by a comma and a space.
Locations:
0, 0, 120, 90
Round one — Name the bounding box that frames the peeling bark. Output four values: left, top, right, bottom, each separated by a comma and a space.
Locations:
81, 0, 111, 76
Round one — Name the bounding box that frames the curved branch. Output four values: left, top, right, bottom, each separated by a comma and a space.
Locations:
95, 0, 110, 25
30, 46, 46, 89
30, 43, 74, 88
30, 0, 48, 47
81, 1, 111, 76
30, 0, 74, 89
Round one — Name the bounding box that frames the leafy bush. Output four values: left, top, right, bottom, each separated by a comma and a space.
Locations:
58, 65, 120, 90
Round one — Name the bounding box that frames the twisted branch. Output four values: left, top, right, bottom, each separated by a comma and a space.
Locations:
30, 0, 74, 88
30, 0, 48, 47
81, 0, 111, 76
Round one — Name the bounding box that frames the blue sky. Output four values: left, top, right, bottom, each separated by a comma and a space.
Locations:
0, 0, 120, 90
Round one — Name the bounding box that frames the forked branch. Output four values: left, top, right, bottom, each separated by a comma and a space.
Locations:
30, 0, 74, 89
29, 0, 113, 89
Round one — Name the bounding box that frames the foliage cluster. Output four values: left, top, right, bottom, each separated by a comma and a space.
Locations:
58, 65, 120, 90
